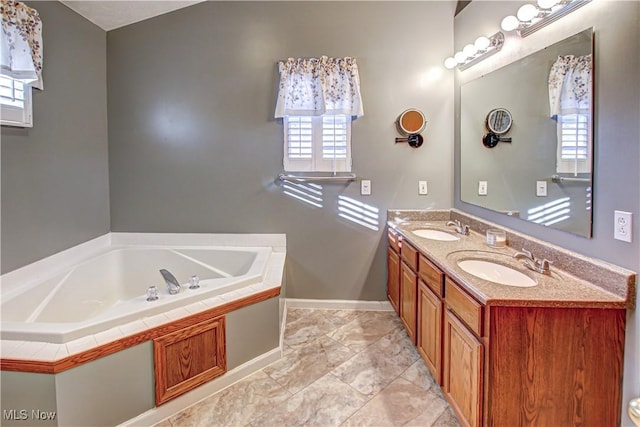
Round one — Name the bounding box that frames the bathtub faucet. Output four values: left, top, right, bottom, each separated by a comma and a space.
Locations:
160, 269, 181, 294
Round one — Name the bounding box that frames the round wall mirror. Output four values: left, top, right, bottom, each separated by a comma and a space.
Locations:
397, 109, 426, 135
485, 108, 512, 134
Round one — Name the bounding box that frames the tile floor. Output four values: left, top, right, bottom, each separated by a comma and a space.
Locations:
154, 308, 460, 427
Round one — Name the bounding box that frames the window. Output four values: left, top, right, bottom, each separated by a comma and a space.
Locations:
0, 75, 33, 127
284, 114, 351, 172
556, 113, 590, 174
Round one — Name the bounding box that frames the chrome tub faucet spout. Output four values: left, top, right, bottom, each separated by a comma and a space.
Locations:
446, 219, 470, 236
160, 269, 181, 294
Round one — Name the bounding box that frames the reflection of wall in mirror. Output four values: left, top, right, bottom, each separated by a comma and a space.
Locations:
460, 29, 592, 237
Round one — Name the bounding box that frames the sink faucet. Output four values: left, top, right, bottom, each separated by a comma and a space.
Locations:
513, 249, 552, 275
160, 269, 181, 294
446, 219, 470, 236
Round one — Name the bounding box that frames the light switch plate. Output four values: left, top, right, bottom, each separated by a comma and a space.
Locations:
536, 181, 547, 197
361, 179, 371, 196
614, 210, 632, 242
419, 181, 428, 195
478, 181, 488, 196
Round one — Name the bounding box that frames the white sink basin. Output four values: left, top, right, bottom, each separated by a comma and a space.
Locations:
457, 259, 537, 287
412, 229, 460, 241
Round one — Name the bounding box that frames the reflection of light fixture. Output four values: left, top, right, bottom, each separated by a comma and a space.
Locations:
501, 0, 590, 38
444, 32, 505, 71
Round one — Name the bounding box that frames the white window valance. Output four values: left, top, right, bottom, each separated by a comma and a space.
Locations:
548, 54, 591, 117
275, 56, 363, 118
1, 0, 43, 89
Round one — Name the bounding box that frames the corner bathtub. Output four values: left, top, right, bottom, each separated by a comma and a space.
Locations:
1, 236, 281, 345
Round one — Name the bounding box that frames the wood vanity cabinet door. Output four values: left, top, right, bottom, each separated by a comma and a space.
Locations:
417, 280, 442, 384
443, 310, 483, 427
387, 248, 400, 315
154, 316, 227, 405
400, 261, 418, 344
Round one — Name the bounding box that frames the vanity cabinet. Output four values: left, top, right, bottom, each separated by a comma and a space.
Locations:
400, 241, 419, 344
387, 229, 401, 315
417, 254, 445, 384
153, 316, 227, 405
387, 228, 627, 427
443, 278, 484, 427
400, 262, 417, 343
417, 281, 442, 384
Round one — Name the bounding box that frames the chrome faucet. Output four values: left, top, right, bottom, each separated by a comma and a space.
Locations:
160, 269, 181, 294
513, 249, 552, 275
446, 219, 470, 235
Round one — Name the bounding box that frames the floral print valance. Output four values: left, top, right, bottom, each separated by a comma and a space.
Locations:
548, 54, 591, 117
1, 0, 43, 89
275, 56, 363, 118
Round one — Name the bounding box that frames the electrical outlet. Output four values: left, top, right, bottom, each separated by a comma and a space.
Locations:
361, 179, 371, 196
536, 181, 547, 197
419, 181, 428, 195
478, 181, 488, 196
614, 210, 632, 242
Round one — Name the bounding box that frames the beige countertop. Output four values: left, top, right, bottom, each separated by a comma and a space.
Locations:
389, 219, 632, 309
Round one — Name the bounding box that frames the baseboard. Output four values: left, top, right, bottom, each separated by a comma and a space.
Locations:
118, 347, 282, 427
284, 298, 393, 311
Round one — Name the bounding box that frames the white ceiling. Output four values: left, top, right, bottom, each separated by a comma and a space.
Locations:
60, 1, 207, 31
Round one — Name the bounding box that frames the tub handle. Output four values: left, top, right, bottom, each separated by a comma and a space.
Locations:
189, 275, 200, 289
146, 285, 159, 301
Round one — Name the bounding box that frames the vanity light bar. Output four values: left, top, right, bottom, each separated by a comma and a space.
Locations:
502, 0, 591, 38
444, 32, 505, 71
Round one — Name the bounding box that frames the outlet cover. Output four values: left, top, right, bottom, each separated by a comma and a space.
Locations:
361, 179, 371, 196
419, 181, 428, 195
614, 210, 632, 242
536, 181, 547, 197
478, 181, 488, 196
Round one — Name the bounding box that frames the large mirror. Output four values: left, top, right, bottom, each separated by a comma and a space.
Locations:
461, 28, 594, 238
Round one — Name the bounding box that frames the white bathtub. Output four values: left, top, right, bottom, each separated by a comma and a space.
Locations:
1, 238, 278, 345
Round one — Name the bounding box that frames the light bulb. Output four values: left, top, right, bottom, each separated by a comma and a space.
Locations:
444, 57, 457, 69
501, 15, 520, 32
463, 44, 478, 57
474, 36, 491, 50
517, 4, 539, 22
454, 51, 467, 64
537, 0, 559, 9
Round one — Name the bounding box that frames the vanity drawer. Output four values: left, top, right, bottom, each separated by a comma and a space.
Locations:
419, 254, 444, 297
401, 241, 418, 271
388, 229, 401, 253
445, 278, 483, 337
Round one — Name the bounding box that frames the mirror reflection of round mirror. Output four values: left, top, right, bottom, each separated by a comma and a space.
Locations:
397, 109, 426, 135
485, 108, 512, 134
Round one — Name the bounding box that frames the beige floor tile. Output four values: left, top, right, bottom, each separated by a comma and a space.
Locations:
342, 377, 445, 427
401, 359, 439, 391
328, 311, 403, 352
331, 327, 420, 397
430, 407, 461, 427
169, 371, 291, 427
284, 309, 342, 349
250, 373, 368, 427
263, 334, 355, 394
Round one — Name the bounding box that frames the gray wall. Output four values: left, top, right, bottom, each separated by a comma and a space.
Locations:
0, 1, 110, 274
227, 296, 280, 369
453, 2, 640, 424
107, 1, 455, 301
0, 371, 57, 427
